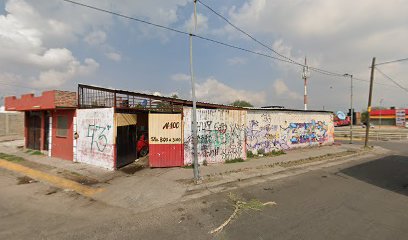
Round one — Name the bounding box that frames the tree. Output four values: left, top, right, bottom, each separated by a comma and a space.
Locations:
361, 111, 368, 124
230, 100, 253, 108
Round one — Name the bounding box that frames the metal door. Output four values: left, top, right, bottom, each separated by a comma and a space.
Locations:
43, 112, 50, 150
115, 113, 137, 168
27, 112, 41, 150
148, 113, 183, 167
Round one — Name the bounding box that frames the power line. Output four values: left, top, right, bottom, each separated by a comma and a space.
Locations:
197, 0, 354, 79
62, 0, 398, 90
196, 0, 301, 66
375, 57, 408, 66
62, 0, 190, 36
375, 67, 408, 93
62, 0, 297, 64
193, 34, 295, 64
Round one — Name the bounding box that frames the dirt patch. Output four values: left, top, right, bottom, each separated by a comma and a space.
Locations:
119, 157, 149, 175
17, 176, 37, 185
120, 164, 145, 175
45, 187, 60, 195
58, 170, 100, 186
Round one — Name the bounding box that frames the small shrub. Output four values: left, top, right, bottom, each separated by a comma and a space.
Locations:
225, 158, 245, 164
265, 150, 286, 157
257, 149, 265, 155
30, 150, 43, 155
246, 151, 255, 158
0, 152, 25, 162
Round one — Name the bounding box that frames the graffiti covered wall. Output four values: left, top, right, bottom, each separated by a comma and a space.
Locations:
183, 107, 246, 165
76, 108, 115, 170
246, 111, 334, 153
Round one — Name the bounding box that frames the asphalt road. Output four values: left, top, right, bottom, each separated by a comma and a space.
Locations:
1, 141, 407, 240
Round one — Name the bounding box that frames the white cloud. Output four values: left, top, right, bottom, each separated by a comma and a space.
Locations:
272, 79, 302, 100
85, 30, 107, 46
195, 77, 266, 106
31, 58, 99, 88
171, 73, 191, 82
0, 0, 99, 90
183, 13, 209, 33
214, 0, 408, 110
227, 57, 247, 66
105, 52, 122, 62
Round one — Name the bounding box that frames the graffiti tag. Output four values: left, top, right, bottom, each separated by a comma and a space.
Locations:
87, 124, 111, 152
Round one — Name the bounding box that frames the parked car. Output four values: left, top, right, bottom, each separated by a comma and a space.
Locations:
137, 133, 149, 157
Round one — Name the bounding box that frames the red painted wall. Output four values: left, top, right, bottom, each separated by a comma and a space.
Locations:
370, 109, 408, 117
5, 91, 56, 111
5, 90, 77, 111
51, 109, 75, 161
149, 144, 184, 167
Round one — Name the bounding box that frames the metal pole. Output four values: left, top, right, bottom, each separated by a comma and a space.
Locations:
379, 99, 383, 129
189, 35, 200, 182
302, 57, 309, 110
350, 74, 353, 144
365, 57, 376, 148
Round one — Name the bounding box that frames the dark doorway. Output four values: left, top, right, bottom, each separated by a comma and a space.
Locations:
43, 112, 50, 151
27, 111, 41, 150
116, 124, 137, 168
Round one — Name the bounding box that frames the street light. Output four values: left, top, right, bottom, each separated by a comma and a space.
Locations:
344, 73, 353, 144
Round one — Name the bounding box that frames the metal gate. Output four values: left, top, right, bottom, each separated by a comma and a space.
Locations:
148, 113, 183, 167
116, 113, 137, 168
27, 112, 41, 150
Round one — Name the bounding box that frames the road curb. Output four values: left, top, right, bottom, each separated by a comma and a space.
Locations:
184, 147, 385, 195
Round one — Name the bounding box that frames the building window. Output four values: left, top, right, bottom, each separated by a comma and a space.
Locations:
56, 115, 68, 137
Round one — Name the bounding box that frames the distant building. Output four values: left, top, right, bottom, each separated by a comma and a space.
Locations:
370, 108, 408, 127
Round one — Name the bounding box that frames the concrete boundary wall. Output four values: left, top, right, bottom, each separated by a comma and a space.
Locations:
76, 108, 115, 170
183, 107, 247, 165
0, 112, 24, 137
246, 110, 334, 154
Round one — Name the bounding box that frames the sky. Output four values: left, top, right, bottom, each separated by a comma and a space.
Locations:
0, 0, 408, 112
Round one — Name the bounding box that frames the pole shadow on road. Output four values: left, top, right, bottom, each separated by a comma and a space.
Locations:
341, 155, 408, 196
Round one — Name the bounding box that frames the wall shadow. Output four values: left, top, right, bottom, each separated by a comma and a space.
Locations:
341, 155, 408, 196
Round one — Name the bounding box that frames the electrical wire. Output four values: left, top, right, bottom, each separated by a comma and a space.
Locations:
375, 57, 408, 66
196, 0, 356, 79
196, 0, 302, 66
62, 0, 400, 90
375, 67, 408, 93
62, 0, 298, 65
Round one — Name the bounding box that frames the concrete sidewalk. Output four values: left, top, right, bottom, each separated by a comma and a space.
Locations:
0, 140, 387, 213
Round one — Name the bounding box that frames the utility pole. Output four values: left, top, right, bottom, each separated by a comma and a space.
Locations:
344, 73, 353, 144
302, 57, 310, 110
190, 0, 200, 182
365, 57, 376, 148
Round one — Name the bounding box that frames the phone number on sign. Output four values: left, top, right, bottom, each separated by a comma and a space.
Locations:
150, 137, 181, 143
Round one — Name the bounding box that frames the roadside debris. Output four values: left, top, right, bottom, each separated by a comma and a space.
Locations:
210, 192, 276, 234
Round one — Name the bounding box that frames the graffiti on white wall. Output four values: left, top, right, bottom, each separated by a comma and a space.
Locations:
76, 108, 115, 169
183, 107, 246, 165
246, 111, 334, 153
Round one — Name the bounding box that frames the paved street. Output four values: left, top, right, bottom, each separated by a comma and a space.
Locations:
1, 141, 408, 239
